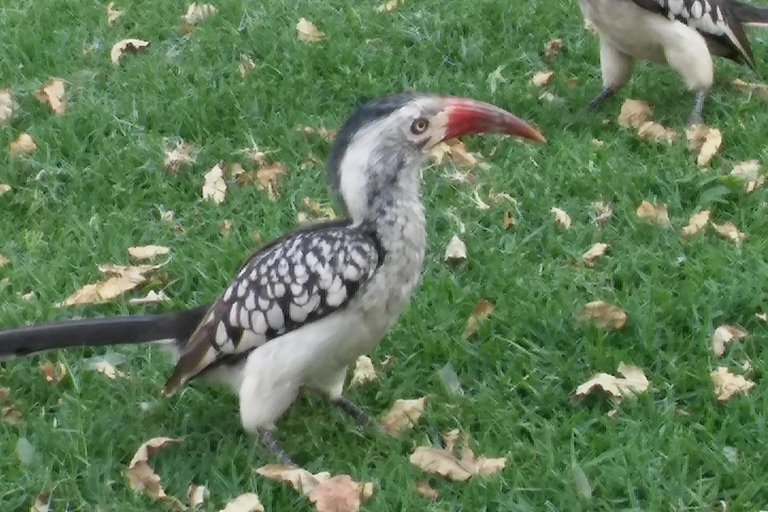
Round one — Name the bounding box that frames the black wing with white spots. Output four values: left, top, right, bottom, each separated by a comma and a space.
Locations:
163, 219, 382, 393
631, 0, 755, 66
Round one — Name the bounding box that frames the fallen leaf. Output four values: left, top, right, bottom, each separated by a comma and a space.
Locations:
680, 209, 710, 238
309, 475, 373, 512
415, 481, 439, 500
88, 359, 127, 379
125, 437, 184, 509
182, 3, 217, 24
429, 138, 483, 167
296, 18, 326, 43
503, 210, 515, 229
443, 235, 467, 263
544, 38, 563, 59
0, 184, 10, 196
350, 355, 376, 386
712, 221, 746, 245
577, 300, 627, 330
531, 70, 555, 87
381, 397, 426, 435
256, 465, 331, 495
551, 207, 572, 229
34, 79, 66, 115
582, 243, 609, 267
163, 141, 195, 173
9, 133, 37, 155
302, 197, 336, 220
2, 405, 23, 426
220, 219, 232, 236
463, 299, 494, 338
731, 78, 768, 100
636, 200, 670, 227
110, 39, 150, 66
410, 430, 506, 481
0, 89, 14, 123
128, 245, 170, 260
30, 491, 50, 512
218, 493, 264, 512
0, 254, 7, 267
375, 0, 404, 12
202, 164, 227, 204
129, 290, 170, 305
238, 54, 256, 78
539, 91, 557, 103
686, 124, 722, 166
730, 160, 764, 193
0, 387, 9, 400
711, 325, 748, 357
592, 138, 604, 147
711, 366, 754, 401
296, 125, 337, 141
57, 263, 164, 307
591, 201, 613, 226
106, 2, 124, 26
756, 312, 767, 322
39, 361, 67, 384
253, 163, 287, 200
188, 484, 208, 507
618, 99, 652, 129
636, 121, 678, 144
573, 363, 649, 401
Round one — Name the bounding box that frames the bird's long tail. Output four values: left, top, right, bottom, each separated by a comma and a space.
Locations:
734, 1, 768, 26
0, 304, 210, 359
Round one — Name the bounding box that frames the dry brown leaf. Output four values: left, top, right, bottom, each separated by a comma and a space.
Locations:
188, 483, 208, 507
0, 89, 14, 124
10, 133, 37, 155
591, 201, 613, 227
464, 299, 494, 338
618, 99, 653, 129
730, 160, 764, 193
686, 124, 722, 166
531, 70, 555, 87
350, 355, 376, 386
128, 245, 170, 260
711, 366, 755, 401
89, 359, 127, 379
218, 493, 264, 512
57, 263, 163, 307
577, 300, 627, 330
429, 138, 483, 167
415, 481, 439, 500
592, 138, 604, 147
544, 38, 563, 59
582, 243, 609, 267
503, 210, 515, 230
636, 121, 678, 144
375, 0, 405, 12
2, 405, 23, 426
106, 2, 124, 25
110, 39, 150, 66
0, 253, 8, 267
731, 78, 768, 100
30, 492, 50, 512
0, 184, 10, 196
163, 141, 195, 172
182, 3, 217, 24
40, 361, 67, 384
410, 431, 506, 481
0, 386, 9, 401
711, 325, 748, 357
252, 163, 286, 200
238, 54, 256, 78
256, 465, 331, 495
636, 200, 671, 227
756, 312, 767, 322
129, 290, 170, 305
34, 79, 66, 115
443, 234, 467, 263
573, 363, 649, 401
309, 475, 373, 512
297, 18, 326, 43
381, 397, 426, 435
551, 207, 572, 230
296, 125, 337, 141
125, 437, 184, 508
712, 221, 746, 245
302, 197, 336, 220
680, 209, 710, 238
202, 164, 227, 204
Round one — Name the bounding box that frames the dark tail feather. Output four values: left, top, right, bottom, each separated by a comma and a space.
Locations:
733, 1, 768, 25
0, 304, 210, 358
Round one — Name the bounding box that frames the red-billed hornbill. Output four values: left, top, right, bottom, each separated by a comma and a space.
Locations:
0, 93, 544, 464
578, 0, 768, 123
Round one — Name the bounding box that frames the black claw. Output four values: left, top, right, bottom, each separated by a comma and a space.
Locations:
256, 428, 295, 466
588, 87, 615, 110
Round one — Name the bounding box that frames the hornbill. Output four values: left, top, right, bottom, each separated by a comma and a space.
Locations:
577, 0, 768, 123
0, 93, 544, 464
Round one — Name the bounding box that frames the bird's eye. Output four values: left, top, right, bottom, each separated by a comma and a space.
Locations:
410, 118, 429, 135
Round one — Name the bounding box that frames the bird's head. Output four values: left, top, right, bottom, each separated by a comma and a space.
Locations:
327, 92, 545, 221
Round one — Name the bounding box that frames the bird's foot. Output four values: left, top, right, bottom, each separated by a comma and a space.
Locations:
256, 428, 296, 466
588, 87, 615, 111
334, 396, 386, 433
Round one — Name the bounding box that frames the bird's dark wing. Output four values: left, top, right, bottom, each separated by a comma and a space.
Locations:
629, 0, 755, 67
163, 218, 382, 393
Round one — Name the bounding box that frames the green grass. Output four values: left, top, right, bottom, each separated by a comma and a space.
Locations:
2, 0, 768, 509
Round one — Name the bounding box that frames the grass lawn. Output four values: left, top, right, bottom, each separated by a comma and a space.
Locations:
2, 0, 768, 509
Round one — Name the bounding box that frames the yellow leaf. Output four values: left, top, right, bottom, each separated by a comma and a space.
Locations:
463, 299, 494, 338
550, 207, 572, 229
680, 209, 710, 238
34, 79, 66, 115
409, 431, 506, 481
110, 39, 150, 66
381, 397, 426, 435
253, 163, 287, 201
711, 325, 748, 357
256, 464, 331, 495
202, 164, 227, 204
443, 234, 467, 263
218, 493, 264, 512
686, 124, 722, 166
711, 221, 746, 245
577, 300, 627, 330
582, 243, 609, 267
531, 70, 555, 87
573, 363, 649, 401
296, 18, 326, 43
350, 355, 377, 386
106, 2, 124, 26
617, 99, 653, 129
9, 133, 36, 156
711, 366, 754, 401
56, 263, 164, 307
635, 200, 670, 227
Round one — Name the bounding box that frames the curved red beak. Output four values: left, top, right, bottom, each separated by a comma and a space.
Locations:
442, 97, 546, 143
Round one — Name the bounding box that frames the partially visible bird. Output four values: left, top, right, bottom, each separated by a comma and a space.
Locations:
0, 92, 544, 464
577, 0, 768, 123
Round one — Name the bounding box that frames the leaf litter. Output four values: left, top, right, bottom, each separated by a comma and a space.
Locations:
464, 299, 494, 338
34, 79, 66, 115
551, 207, 572, 229
56, 262, 165, 307
350, 355, 376, 386
680, 209, 710, 238
381, 397, 426, 435
202, 163, 227, 204
409, 429, 506, 481
573, 363, 649, 401
636, 200, 670, 227
443, 234, 467, 263
110, 39, 150, 66
711, 325, 748, 357
9, 133, 37, 156
125, 437, 184, 510
617, 100, 677, 144
577, 300, 627, 330
296, 18, 326, 43
582, 243, 609, 267
711, 367, 754, 400
730, 160, 764, 193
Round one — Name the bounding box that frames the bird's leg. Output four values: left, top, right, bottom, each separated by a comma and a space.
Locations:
333, 396, 386, 433
588, 87, 616, 110
688, 90, 707, 126
255, 428, 296, 466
